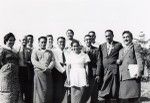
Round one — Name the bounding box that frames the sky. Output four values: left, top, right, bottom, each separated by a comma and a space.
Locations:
0, 0, 150, 47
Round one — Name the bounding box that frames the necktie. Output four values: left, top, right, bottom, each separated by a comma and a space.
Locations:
62, 51, 66, 64
107, 44, 111, 55
23, 48, 26, 64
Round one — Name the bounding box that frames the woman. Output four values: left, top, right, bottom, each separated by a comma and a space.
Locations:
0, 33, 20, 103
66, 40, 90, 103
31, 36, 55, 103
117, 31, 144, 103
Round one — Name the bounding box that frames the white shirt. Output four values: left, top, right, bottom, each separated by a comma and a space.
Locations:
52, 48, 68, 73
92, 41, 100, 48
26, 45, 34, 50
65, 40, 72, 49
107, 41, 113, 55
46, 45, 56, 51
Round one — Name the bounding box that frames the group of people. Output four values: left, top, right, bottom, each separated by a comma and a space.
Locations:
0, 29, 144, 103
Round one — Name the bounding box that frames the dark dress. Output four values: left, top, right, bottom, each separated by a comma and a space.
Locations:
0, 47, 20, 103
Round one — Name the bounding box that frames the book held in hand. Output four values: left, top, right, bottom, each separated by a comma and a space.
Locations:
128, 64, 138, 79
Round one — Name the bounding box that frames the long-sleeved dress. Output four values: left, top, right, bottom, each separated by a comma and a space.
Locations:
0, 47, 20, 103
31, 49, 54, 103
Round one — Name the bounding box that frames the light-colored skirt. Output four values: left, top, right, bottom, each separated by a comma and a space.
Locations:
33, 70, 53, 103
71, 86, 85, 103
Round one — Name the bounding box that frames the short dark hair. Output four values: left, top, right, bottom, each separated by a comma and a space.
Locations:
66, 29, 74, 35
46, 35, 53, 39
4, 32, 16, 44
71, 40, 80, 47
105, 29, 114, 36
57, 36, 66, 41
38, 36, 47, 42
84, 34, 91, 38
27, 34, 33, 39
88, 31, 95, 35
122, 31, 133, 39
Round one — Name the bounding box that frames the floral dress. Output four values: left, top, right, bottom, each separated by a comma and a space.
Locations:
0, 47, 20, 103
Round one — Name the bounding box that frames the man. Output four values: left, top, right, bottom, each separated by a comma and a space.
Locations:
26, 34, 34, 101
97, 30, 123, 103
52, 36, 70, 103
46, 34, 56, 50
31, 36, 54, 103
18, 35, 33, 103
65, 29, 79, 51
26, 34, 34, 50
88, 31, 100, 48
82, 34, 99, 103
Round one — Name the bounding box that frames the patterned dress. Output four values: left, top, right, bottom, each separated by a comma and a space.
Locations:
0, 47, 20, 103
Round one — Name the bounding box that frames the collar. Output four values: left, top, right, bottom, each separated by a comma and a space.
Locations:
27, 45, 33, 50
47, 45, 54, 49
38, 48, 46, 51
3, 45, 17, 53
106, 41, 113, 46
124, 42, 133, 48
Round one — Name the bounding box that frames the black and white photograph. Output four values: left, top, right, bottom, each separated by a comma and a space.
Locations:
0, 0, 150, 103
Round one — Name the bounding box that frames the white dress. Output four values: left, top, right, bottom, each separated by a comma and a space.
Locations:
67, 52, 90, 87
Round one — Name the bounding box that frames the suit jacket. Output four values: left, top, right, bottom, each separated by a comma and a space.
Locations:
82, 45, 99, 79
97, 41, 123, 76
118, 43, 144, 81
18, 46, 32, 67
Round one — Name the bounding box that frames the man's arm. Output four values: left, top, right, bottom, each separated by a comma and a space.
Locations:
95, 45, 103, 83
96, 45, 103, 76
134, 44, 144, 77
52, 50, 65, 73
31, 49, 46, 70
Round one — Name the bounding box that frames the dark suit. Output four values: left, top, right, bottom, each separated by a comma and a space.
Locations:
82, 45, 99, 103
97, 41, 122, 100
18, 47, 33, 103
118, 43, 144, 103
